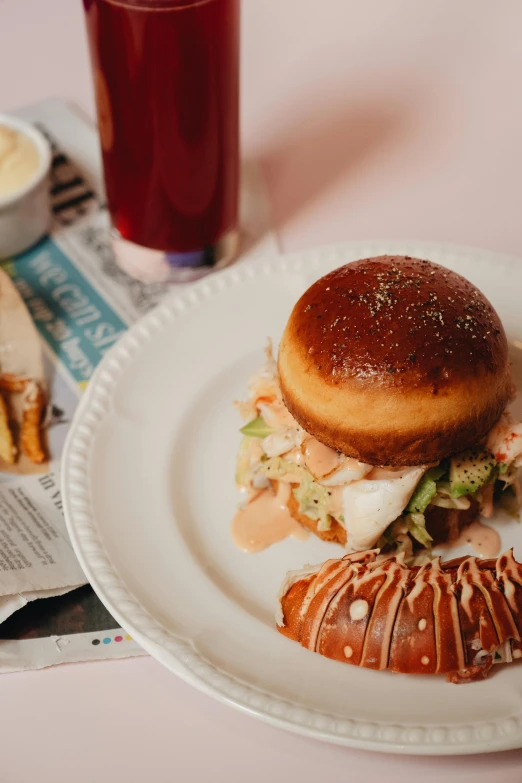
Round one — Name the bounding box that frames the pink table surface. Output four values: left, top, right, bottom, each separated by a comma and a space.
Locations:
1, 0, 522, 780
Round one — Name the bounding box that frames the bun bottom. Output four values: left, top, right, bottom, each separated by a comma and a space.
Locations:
424, 500, 479, 547
280, 481, 479, 549
286, 487, 348, 545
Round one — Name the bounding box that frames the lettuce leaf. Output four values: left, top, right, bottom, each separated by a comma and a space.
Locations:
405, 512, 433, 548
240, 416, 275, 438
407, 465, 447, 514
407, 475, 437, 514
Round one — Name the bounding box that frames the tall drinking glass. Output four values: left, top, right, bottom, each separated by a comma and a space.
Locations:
84, 0, 240, 282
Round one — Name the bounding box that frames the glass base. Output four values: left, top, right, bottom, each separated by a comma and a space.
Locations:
110, 227, 239, 284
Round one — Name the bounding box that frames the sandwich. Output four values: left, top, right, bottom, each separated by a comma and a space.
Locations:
234, 256, 521, 557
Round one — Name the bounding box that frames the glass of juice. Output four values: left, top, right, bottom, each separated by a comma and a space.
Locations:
84, 0, 240, 283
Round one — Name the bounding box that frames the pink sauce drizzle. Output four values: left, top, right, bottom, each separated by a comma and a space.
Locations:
231, 483, 308, 553
442, 520, 501, 559
304, 437, 340, 478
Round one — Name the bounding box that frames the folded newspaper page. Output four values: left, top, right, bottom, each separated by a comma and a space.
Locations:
0, 97, 278, 672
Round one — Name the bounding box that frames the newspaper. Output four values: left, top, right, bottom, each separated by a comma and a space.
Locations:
0, 97, 278, 672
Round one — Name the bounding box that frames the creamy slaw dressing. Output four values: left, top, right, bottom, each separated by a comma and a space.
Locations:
439, 519, 501, 559
303, 437, 341, 477
231, 482, 308, 552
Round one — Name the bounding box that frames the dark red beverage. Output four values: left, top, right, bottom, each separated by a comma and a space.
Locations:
84, 0, 239, 280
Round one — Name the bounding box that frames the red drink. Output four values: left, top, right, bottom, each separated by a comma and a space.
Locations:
84, 0, 239, 281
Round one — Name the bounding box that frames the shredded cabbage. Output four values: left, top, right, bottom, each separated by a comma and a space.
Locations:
256, 457, 334, 531
405, 512, 433, 548
431, 481, 472, 510
293, 475, 332, 531
257, 456, 309, 483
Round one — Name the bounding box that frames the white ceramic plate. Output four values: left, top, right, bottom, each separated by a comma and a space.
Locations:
62, 241, 522, 755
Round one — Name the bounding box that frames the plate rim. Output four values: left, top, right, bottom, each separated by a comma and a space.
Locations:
62, 239, 522, 755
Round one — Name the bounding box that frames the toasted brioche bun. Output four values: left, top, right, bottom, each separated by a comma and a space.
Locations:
278, 256, 513, 466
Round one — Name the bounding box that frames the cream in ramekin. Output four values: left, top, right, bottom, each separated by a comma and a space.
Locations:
0, 115, 52, 259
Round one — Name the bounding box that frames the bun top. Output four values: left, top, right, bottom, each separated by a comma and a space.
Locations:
278, 256, 513, 465
289, 255, 507, 393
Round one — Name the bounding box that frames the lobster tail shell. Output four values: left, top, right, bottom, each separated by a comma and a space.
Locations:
277, 549, 522, 682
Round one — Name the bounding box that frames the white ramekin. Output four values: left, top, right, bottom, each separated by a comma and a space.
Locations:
0, 114, 52, 260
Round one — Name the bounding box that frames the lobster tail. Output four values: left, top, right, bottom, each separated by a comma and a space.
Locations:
278, 550, 522, 682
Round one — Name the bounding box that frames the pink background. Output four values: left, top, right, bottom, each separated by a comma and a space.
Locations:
1, 0, 522, 779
